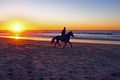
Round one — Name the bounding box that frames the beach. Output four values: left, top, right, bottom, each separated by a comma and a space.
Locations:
0, 38, 120, 80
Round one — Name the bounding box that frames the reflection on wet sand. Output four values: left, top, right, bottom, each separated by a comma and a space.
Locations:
0, 35, 120, 45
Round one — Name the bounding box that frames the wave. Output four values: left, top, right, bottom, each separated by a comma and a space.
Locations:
0, 30, 120, 41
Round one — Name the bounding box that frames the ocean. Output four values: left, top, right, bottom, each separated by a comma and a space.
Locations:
0, 30, 120, 45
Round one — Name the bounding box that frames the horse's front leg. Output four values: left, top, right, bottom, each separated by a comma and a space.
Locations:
63, 42, 67, 48
68, 42, 72, 48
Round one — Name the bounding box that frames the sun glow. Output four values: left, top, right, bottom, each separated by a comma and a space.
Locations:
4, 18, 29, 33
11, 24, 23, 33
13, 25, 21, 31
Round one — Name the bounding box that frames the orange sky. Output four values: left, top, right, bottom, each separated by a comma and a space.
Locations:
0, 18, 119, 30
0, 0, 120, 30
2, 20, 120, 31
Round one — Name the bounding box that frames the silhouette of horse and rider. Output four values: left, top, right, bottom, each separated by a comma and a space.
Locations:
51, 27, 74, 48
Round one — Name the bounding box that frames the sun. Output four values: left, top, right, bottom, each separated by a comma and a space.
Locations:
13, 25, 21, 31
12, 25, 22, 33
4, 18, 27, 33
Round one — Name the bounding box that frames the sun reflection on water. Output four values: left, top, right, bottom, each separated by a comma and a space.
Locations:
14, 35, 19, 39
13, 34, 20, 39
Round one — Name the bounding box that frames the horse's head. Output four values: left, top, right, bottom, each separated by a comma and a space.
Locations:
69, 31, 74, 37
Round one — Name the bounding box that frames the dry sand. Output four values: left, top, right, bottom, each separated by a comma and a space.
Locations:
0, 38, 120, 80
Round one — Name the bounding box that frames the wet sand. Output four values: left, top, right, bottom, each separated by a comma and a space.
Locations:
0, 38, 120, 80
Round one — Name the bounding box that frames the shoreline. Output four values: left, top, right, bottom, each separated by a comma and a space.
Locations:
0, 35, 120, 45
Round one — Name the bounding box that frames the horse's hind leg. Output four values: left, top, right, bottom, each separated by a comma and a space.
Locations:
63, 42, 67, 48
54, 40, 60, 48
54, 41, 57, 47
68, 42, 72, 48
58, 43, 61, 47
56, 40, 61, 48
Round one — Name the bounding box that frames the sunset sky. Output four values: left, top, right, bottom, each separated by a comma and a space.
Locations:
0, 0, 120, 30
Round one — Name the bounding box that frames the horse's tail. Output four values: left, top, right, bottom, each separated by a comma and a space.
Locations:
51, 36, 57, 44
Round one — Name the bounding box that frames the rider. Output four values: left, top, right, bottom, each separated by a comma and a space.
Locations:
61, 27, 66, 36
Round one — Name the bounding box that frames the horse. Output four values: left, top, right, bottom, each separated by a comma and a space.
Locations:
51, 31, 74, 48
